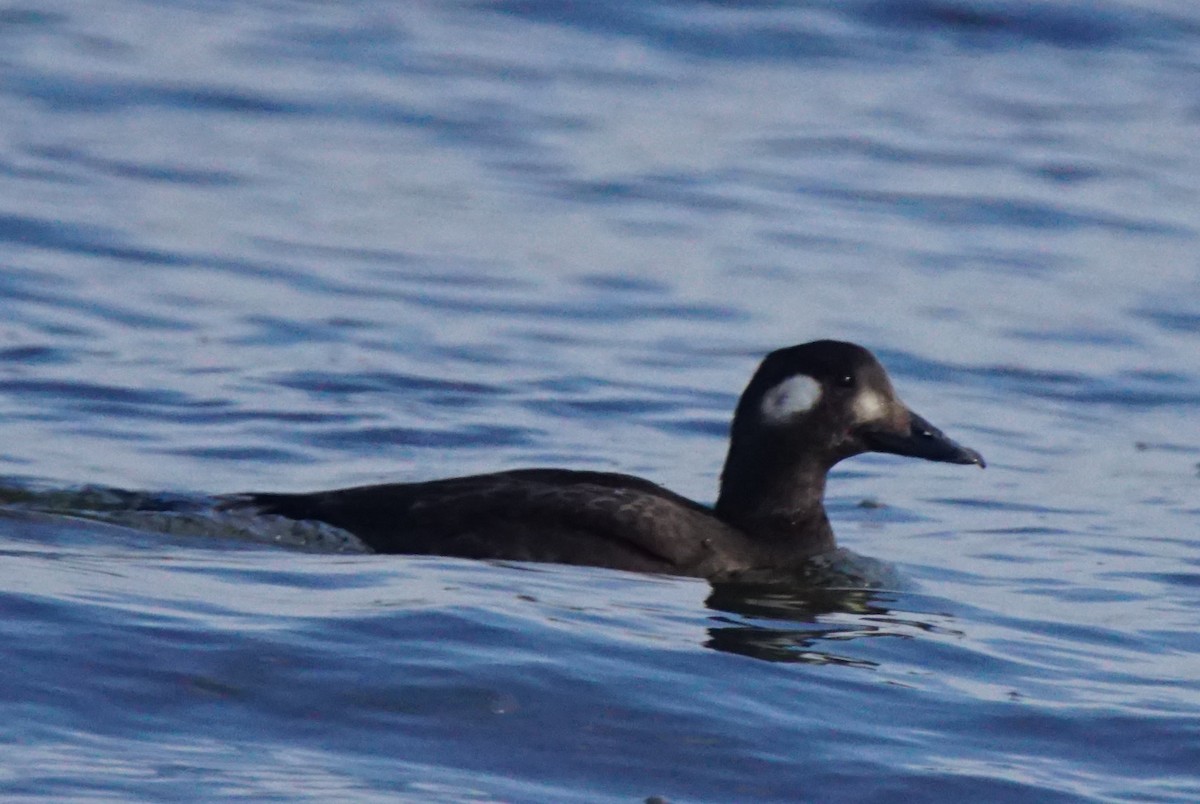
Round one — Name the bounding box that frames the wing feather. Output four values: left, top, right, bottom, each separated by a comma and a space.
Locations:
240, 470, 739, 574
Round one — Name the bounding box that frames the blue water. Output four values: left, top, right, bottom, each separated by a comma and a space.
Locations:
2, 0, 1199, 800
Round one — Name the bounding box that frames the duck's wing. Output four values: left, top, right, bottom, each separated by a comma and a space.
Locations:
232, 469, 736, 575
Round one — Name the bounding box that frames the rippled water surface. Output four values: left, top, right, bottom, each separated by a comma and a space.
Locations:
2, 1, 1199, 801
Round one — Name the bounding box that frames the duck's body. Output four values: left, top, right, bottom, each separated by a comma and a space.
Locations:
240, 341, 983, 579
249, 469, 777, 578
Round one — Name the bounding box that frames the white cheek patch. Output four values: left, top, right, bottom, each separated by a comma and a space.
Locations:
853, 389, 888, 423
760, 375, 822, 425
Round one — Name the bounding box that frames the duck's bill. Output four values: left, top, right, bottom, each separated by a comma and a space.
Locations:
860, 410, 985, 468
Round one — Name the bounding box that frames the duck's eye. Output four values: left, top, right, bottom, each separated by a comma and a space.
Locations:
835, 374, 856, 389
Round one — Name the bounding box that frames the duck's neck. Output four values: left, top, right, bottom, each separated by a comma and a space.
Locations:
714, 454, 836, 554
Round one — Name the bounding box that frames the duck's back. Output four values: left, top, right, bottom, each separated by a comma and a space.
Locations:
243, 469, 750, 576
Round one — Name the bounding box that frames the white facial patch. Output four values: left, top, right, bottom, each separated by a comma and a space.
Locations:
760, 375, 822, 425
853, 389, 888, 423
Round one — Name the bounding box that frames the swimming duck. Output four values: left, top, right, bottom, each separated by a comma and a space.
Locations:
240, 340, 983, 579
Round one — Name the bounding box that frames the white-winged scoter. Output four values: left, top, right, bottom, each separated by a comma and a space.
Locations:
238, 340, 984, 580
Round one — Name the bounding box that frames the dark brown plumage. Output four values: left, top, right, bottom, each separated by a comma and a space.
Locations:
236, 341, 984, 580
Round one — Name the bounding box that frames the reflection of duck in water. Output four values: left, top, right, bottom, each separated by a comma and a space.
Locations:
237, 341, 984, 580
702, 561, 910, 663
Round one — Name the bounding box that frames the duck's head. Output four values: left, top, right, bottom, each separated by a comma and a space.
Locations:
718, 340, 983, 525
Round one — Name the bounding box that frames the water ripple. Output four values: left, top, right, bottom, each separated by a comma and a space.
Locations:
0, 0, 1198, 800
